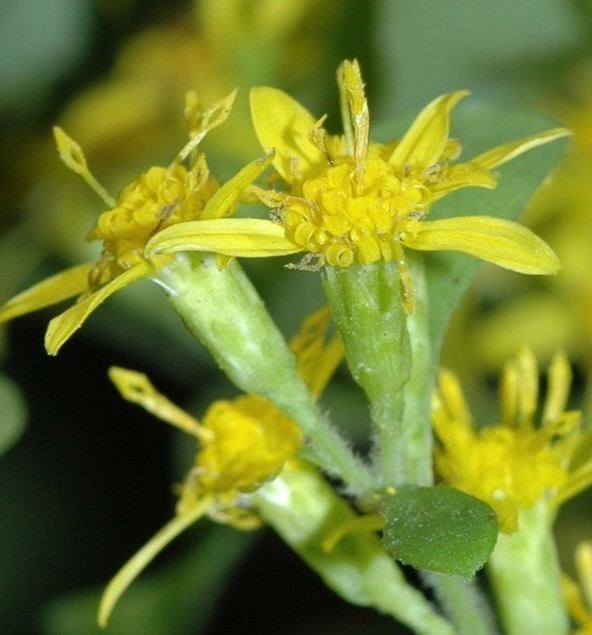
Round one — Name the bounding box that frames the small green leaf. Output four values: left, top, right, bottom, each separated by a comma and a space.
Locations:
382, 485, 498, 577
0, 372, 27, 456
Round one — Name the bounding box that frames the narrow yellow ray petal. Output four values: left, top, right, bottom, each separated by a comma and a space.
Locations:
337, 60, 369, 181
470, 128, 571, 170
250, 87, 325, 183
429, 163, 497, 201
438, 368, 473, 426
389, 91, 470, 172
289, 306, 344, 399
97, 500, 211, 629
146, 218, 302, 258
543, 352, 572, 423
322, 513, 385, 553
406, 216, 560, 274
576, 542, 592, 610
0, 262, 94, 324
515, 347, 538, 428
200, 152, 274, 220
553, 461, 592, 507
45, 262, 151, 356
108, 367, 212, 440
562, 574, 592, 628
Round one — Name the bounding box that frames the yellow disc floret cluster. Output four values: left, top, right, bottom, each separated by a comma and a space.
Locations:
177, 394, 301, 523
282, 156, 426, 267
433, 348, 592, 532
88, 164, 218, 288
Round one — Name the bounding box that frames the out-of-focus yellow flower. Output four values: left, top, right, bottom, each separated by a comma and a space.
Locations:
97, 306, 342, 627
563, 542, 592, 634
433, 348, 592, 533
146, 60, 565, 312
467, 73, 592, 372
0, 93, 272, 355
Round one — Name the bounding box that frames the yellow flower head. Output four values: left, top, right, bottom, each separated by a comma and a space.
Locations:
175, 394, 302, 521
0, 91, 272, 355
248, 60, 565, 273
86, 163, 218, 287
97, 306, 342, 627
433, 348, 592, 532
563, 542, 592, 635
146, 60, 566, 311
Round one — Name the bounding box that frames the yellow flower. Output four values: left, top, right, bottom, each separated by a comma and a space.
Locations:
433, 348, 592, 533
466, 80, 592, 373
97, 306, 342, 626
146, 59, 566, 308
0, 92, 272, 355
563, 542, 592, 635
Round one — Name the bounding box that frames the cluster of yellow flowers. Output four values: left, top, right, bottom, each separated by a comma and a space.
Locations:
2, 57, 590, 632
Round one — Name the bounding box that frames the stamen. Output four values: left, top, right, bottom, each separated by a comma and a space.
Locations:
108, 367, 214, 441
53, 127, 116, 207
177, 89, 238, 163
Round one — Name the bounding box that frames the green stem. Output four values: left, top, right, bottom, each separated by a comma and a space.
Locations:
255, 461, 458, 635
407, 256, 498, 634
423, 572, 499, 635
156, 253, 373, 493
323, 260, 495, 633
400, 255, 434, 486
321, 263, 411, 487
487, 502, 568, 635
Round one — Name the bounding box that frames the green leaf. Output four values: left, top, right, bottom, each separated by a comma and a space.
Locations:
382, 486, 498, 577
0, 372, 26, 456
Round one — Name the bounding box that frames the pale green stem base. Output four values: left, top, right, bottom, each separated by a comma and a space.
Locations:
156, 254, 373, 493
487, 502, 568, 635
423, 572, 499, 635
255, 461, 458, 635
400, 255, 434, 486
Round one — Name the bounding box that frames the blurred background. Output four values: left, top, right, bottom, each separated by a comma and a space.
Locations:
1, 0, 592, 633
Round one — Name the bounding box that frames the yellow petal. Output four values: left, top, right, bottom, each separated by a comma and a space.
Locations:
389, 91, 470, 171
108, 367, 212, 440
289, 306, 344, 399
430, 163, 497, 201
98, 499, 211, 628
0, 262, 94, 324
470, 128, 571, 170
146, 218, 302, 258
200, 152, 274, 220
542, 352, 572, 423
250, 87, 325, 183
437, 368, 473, 427
337, 60, 369, 174
45, 262, 151, 356
405, 216, 560, 274
576, 542, 592, 609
